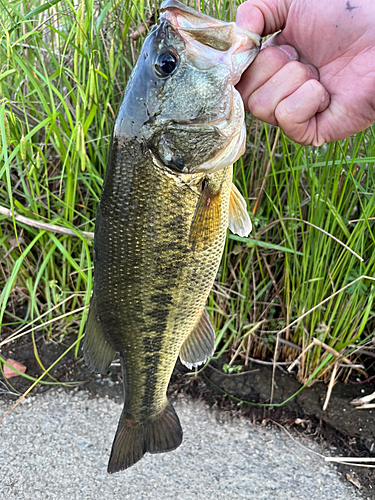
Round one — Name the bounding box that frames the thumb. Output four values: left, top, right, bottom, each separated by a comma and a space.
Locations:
236, 0, 292, 36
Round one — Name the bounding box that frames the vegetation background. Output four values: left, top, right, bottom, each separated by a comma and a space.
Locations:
1, 0, 375, 400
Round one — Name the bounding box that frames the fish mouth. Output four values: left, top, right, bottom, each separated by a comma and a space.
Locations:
160, 0, 261, 82
155, 0, 260, 174
159, 0, 260, 46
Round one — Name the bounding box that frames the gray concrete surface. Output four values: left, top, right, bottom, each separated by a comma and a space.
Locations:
0, 388, 365, 499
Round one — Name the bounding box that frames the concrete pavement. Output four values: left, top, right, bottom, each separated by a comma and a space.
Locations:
0, 388, 365, 499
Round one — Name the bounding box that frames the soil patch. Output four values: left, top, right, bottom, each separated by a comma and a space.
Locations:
1, 332, 375, 497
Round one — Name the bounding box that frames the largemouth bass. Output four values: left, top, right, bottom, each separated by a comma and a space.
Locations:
83, 0, 261, 473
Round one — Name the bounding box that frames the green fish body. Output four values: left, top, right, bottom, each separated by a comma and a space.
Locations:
83, 0, 261, 473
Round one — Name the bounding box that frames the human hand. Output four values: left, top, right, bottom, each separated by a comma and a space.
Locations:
236, 0, 375, 145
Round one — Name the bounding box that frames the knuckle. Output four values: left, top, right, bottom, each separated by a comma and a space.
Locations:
261, 46, 290, 67
274, 104, 290, 123
248, 92, 273, 122
287, 61, 311, 82
306, 78, 320, 91
305, 79, 326, 99
312, 137, 325, 147
236, 3, 245, 15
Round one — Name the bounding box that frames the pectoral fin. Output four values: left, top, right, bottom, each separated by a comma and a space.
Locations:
189, 181, 222, 251
179, 308, 215, 369
83, 294, 116, 373
228, 183, 252, 237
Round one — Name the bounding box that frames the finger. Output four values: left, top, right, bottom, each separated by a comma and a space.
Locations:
275, 79, 331, 146
236, 1, 265, 33
316, 98, 372, 145
236, 45, 299, 108
236, 0, 292, 35
248, 61, 320, 125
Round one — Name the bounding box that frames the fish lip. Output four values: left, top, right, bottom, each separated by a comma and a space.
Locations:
159, 0, 261, 40
159, 0, 262, 47
160, 0, 220, 24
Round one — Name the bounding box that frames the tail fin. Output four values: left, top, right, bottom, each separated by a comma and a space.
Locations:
107, 401, 183, 473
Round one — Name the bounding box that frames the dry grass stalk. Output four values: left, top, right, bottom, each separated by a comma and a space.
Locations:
0, 206, 94, 238
322, 362, 338, 411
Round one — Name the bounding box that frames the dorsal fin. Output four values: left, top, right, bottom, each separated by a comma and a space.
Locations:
179, 308, 215, 369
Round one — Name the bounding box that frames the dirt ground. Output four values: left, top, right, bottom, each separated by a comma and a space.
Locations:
1, 330, 375, 497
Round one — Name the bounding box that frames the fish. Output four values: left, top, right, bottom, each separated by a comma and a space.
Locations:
83, 0, 261, 473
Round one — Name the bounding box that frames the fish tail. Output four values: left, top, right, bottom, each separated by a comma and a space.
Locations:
107, 401, 183, 473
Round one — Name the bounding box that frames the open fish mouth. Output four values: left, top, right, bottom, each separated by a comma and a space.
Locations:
156, 0, 261, 174
160, 0, 261, 81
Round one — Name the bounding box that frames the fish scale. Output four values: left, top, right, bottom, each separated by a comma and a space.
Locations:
83, 0, 261, 473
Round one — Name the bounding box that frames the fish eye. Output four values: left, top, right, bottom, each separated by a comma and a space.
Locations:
153, 51, 179, 78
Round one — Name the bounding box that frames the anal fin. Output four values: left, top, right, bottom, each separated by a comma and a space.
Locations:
228, 183, 252, 237
179, 308, 215, 369
83, 294, 116, 374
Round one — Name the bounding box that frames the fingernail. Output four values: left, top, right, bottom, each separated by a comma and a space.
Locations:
276, 45, 299, 61
306, 64, 320, 79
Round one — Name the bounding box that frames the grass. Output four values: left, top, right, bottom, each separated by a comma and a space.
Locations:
1, 0, 375, 402
212, 128, 375, 386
